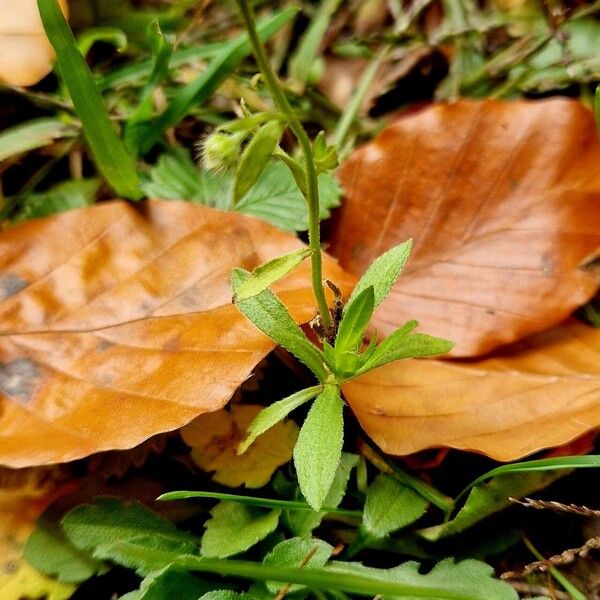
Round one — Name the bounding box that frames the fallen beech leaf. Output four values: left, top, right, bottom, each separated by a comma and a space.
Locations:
331, 99, 600, 356
0, 0, 68, 86
0, 200, 352, 468
182, 404, 298, 488
0, 561, 75, 600
343, 321, 600, 461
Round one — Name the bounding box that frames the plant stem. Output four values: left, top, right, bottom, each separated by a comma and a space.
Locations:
236, 0, 333, 333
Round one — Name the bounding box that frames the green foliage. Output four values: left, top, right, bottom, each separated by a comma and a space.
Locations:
0, 118, 77, 162
293, 385, 344, 511
201, 502, 280, 558
37, 0, 142, 200
231, 269, 327, 380
362, 475, 428, 539
129, 565, 218, 600
346, 240, 412, 310
238, 386, 321, 454
12, 179, 100, 223
135, 8, 298, 154
334, 286, 375, 355
61, 498, 196, 575
24, 517, 106, 583
232, 248, 312, 303
262, 537, 333, 593
142, 152, 342, 231
234, 121, 284, 202
285, 453, 359, 536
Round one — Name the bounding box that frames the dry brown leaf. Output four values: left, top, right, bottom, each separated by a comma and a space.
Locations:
181, 404, 298, 488
331, 99, 600, 357
343, 321, 600, 461
0, 0, 68, 86
0, 200, 352, 468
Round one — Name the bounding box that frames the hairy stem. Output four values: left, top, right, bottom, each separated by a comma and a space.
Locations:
236, 0, 333, 333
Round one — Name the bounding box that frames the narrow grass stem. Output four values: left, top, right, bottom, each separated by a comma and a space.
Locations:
236, 0, 333, 333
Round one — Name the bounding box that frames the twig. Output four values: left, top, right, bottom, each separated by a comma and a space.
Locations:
510, 496, 600, 519
501, 536, 600, 579
508, 581, 570, 600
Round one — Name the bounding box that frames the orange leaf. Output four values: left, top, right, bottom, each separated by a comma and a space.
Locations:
0, 200, 352, 467
0, 0, 68, 86
343, 321, 600, 461
331, 99, 600, 357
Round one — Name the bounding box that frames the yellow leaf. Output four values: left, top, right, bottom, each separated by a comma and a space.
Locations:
181, 404, 298, 488
0, 561, 74, 600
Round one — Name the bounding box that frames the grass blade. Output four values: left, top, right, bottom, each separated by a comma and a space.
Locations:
37, 0, 142, 200
455, 455, 600, 507
137, 7, 299, 154
0, 118, 78, 162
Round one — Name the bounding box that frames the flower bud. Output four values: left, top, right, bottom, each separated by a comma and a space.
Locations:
200, 131, 242, 172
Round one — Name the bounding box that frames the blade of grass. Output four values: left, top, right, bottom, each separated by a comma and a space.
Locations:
455, 456, 600, 507
136, 7, 299, 154
157, 490, 362, 518
37, 0, 142, 200
0, 118, 78, 162
524, 538, 586, 600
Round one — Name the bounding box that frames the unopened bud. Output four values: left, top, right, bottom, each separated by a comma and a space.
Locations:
200, 131, 242, 172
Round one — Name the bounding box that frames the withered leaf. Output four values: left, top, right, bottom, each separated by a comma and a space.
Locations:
331, 99, 600, 356
343, 321, 600, 461
0, 200, 352, 467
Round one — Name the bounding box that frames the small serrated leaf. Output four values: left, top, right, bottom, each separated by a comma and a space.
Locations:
201, 502, 280, 558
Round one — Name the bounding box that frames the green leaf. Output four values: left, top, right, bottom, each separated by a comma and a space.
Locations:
61, 498, 196, 574
286, 453, 359, 536
12, 179, 100, 223
294, 384, 344, 511
199, 593, 252, 600
234, 121, 285, 203
334, 286, 375, 354
187, 555, 519, 599
263, 537, 333, 593
358, 322, 454, 375
77, 27, 128, 57
24, 516, 106, 583
201, 502, 280, 558
232, 268, 327, 381
363, 475, 428, 539
346, 240, 412, 313
158, 489, 361, 517
419, 470, 568, 541
142, 156, 340, 232
136, 8, 298, 154
456, 455, 600, 507
236, 162, 341, 231
238, 386, 321, 454
125, 21, 174, 154
141, 149, 230, 203
0, 118, 78, 162
233, 248, 312, 303
37, 0, 142, 200
132, 565, 217, 600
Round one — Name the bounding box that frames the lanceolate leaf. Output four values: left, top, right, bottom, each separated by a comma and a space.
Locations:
37, 0, 142, 200
232, 269, 328, 381
238, 386, 321, 454
335, 286, 374, 354
344, 240, 412, 313
233, 248, 312, 303
332, 99, 600, 356
0, 201, 352, 467
343, 321, 600, 460
234, 121, 285, 203
294, 385, 344, 511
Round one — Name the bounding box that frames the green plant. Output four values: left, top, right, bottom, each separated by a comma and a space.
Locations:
190, 0, 453, 512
